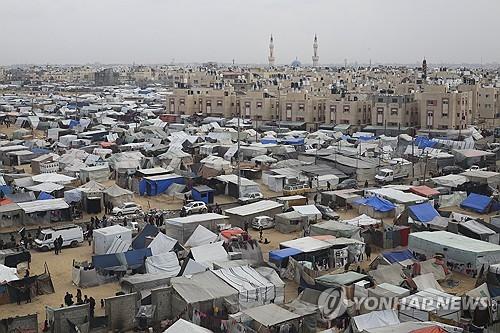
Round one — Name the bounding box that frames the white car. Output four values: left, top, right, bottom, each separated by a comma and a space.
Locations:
238, 192, 264, 204
183, 201, 208, 215
251, 216, 275, 230
112, 202, 142, 216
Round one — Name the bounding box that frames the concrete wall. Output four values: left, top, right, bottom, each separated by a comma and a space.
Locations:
0, 313, 38, 333
150, 286, 172, 322
105, 293, 138, 332
48, 304, 89, 333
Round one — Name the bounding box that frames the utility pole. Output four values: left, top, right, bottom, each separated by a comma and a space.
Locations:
237, 101, 241, 198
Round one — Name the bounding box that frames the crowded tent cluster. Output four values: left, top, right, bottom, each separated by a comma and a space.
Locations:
0, 87, 499, 333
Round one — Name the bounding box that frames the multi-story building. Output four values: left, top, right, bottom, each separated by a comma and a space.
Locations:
416, 91, 472, 130
372, 94, 418, 128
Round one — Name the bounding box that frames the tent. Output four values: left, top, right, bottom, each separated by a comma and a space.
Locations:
369, 264, 405, 286
147, 232, 178, 256
0, 264, 18, 283
184, 225, 218, 248
342, 214, 382, 227
145, 252, 181, 276
352, 310, 400, 333
408, 203, 440, 223
38, 191, 55, 200
269, 247, 303, 266
212, 266, 278, 309
292, 205, 322, 222
354, 196, 396, 212
460, 193, 493, 213
399, 288, 461, 322
103, 184, 133, 207
410, 186, 440, 198
412, 273, 443, 291
164, 213, 228, 244
310, 220, 361, 239
190, 242, 228, 268
139, 174, 184, 196
274, 211, 308, 233
242, 303, 301, 329
93, 225, 132, 255
165, 318, 213, 333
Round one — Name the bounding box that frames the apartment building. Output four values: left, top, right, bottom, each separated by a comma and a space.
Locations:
372, 94, 419, 128
325, 94, 371, 127
476, 86, 500, 128
416, 91, 472, 130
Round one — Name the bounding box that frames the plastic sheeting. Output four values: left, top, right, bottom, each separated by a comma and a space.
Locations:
353, 310, 400, 332
382, 249, 415, 264
354, 197, 396, 212
413, 273, 444, 291
190, 242, 228, 268
147, 232, 178, 255
408, 203, 440, 223
438, 191, 467, 208
145, 252, 181, 276
460, 193, 493, 213
64, 189, 82, 203
184, 225, 217, 248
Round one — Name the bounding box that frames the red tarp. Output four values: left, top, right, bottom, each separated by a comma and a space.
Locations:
410, 185, 440, 198
410, 326, 446, 333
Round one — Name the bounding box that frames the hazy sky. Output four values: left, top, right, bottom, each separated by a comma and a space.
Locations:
1, 0, 498, 65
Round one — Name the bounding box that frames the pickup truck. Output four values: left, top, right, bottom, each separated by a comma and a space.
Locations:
465, 165, 487, 172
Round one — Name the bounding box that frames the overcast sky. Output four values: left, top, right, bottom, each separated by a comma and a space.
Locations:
1, 0, 498, 65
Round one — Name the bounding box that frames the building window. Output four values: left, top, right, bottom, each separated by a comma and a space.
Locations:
427, 100, 437, 107
378, 98, 383, 103
299, 104, 305, 112
256, 102, 262, 109
343, 105, 350, 113
376, 107, 384, 125
392, 98, 398, 103
245, 102, 251, 117
217, 100, 223, 107
442, 98, 449, 117
390, 108, 398, 115
427, 110, 434, 127
180, 99, 185, 106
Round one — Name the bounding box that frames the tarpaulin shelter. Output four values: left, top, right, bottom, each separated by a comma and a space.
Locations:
212, 266, 279, 309
38, 191, 55, 200
190, 242, 228, 268
269, 248, 303, 267
139, 174, 184, 196
409, 231, 500, 272
379, 249, 415, 266
224, 200, 283, 228
103, 184, 133, 207
72, 261, 104, 288
399, 288, 461, 322
369, 264, 405, 286
242, 303, 302, 330
191, 185, 215, 204
274, 211, 308, 233
131, 224, 158, 250
120, 271, 171, 298
410, 186, 440, 198
93, 225, 132, 255
147, 232, 179, 255
408, 203, 440, 223
351, 310, 400, 333
310, 220, 361, 239
145, 252, 181, 276
171, 270, 239, 320
292, 205, 322, 222
460, 193, 493, 213
354, 196, 396, 212
184, 225, 218, 248
164, 213, 228, 244
165, 318, 214, 333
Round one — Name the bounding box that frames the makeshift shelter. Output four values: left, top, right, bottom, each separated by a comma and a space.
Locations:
431, 174, 468, 188
31, 173, 75, 185
410, 186, 440, 198
292, 205, 322, 223
354, 196, 396, 218
103, 184, 134, 207
184, 225, 218, 248
242, 304, 302, 332
79, 164, 110, 183
93, 225, 132, 255
216, 174, 261, 198
460, 193, 493, 213
310, 220, 361, 239
147, 232, 179, 255
269, 247, 303, 268
139, 174, 184, 196
145, 252, 181, 276
164, 213, 228, 244
342, 214, 381, 228
408, 203, 440, 223
171, 270, 239, 321
18, 199, 70, 224
212, 266, 279, 309
224, 200, 283, 228
120, 272, 172, 299
78, 180, 105, 213
72, 260, 104, 288
189, 242, 228, 268
409, 231, 500, 274
412, 273, 443, 292
165, 318, 214, 333
314, 271, 369, 291
438, 191, 467, 208
274, 211, 308, 233
399, 288, 461, 322
369, 264, 405, 286
191, 185, 215, 204
351, 310, 400, 333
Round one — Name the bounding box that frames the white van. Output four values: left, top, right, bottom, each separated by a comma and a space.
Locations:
34, 224, 84, 251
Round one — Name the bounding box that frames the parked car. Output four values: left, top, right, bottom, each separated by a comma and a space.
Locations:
283, 183, 310, 196
336, 179, 358, 190
316, 204, 340, 220
183, 201, 208, 215
441, 166, 464, 176
112, 202, 142, 216
251, 216, 275, 230
35, 224, 84, 251
465, 165, 487, 172
238, 192, 263, 204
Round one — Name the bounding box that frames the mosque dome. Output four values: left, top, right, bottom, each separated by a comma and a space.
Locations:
291, 59, 302, 67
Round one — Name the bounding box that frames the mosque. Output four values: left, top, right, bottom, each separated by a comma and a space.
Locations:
268, 34, 319, 67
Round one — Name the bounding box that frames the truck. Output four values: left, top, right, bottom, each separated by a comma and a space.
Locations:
34, 224, 84, 251
375, 163, 411, 184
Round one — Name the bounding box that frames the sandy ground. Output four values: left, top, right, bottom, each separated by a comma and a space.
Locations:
0, 243, 120, 328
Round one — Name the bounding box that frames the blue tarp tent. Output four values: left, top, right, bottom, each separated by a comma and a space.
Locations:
382, 249, 414, 264
269, 247, 303, 263
68, 120, 80, 128
283, 138, 304, 145
354, 196, 395, 212
124, 248, 152, 268
460, 193, 493, 213
408, 202, 440, 222
38, 191, 55, 200
261, 138, 278, 144
131, 224, 158, 250
139, 174, 185, 196
191, 185, 215, 204
415, 136, 437, 149
92, 248, 153, 269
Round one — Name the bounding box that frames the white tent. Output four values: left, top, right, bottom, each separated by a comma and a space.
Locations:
292, 205, 322, 222
190, 241, 228, 268
0, 264, 18, 283
105, 236, 131, 254
399, 288, 461, 322
352, 310, 400, 333
342, 214, 381, 227
164, 318, 213, 332
147, 233, 178, 256
145, 252, 181, 276
184, 225, 218, 248
32, 173, 75, 185
412, 273, 444, 292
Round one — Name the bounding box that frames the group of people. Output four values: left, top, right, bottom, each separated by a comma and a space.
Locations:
53, 235, 64, 255
104, 201, 114, 214
144, 212, 164, 226
63, 289, 96, 317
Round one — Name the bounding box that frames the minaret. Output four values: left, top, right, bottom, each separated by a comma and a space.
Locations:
312, 34, 319, 67
268, 34, 275, 66
422, 58, 427, 79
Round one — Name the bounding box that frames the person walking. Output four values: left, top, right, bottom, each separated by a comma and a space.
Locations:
64, 292, 71, 306
89, 297, 96, 318
365, 243, 372, 260
57, 236, 63, 254
54, 238, 59, 255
